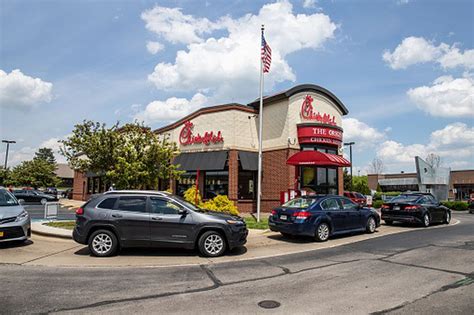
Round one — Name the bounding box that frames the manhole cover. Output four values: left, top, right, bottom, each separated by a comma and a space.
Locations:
258, 300, 281, 309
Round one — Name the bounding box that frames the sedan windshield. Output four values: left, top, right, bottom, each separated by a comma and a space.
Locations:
0, 189, 19, 207
390, 195, 420, 203
282, 198, 318, 209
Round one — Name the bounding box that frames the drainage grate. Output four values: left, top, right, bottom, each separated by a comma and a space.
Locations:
258, 300, 281, 309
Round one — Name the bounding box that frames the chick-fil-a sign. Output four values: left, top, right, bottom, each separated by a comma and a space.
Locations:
300, 95, 337, 126
179, 121, 224, 146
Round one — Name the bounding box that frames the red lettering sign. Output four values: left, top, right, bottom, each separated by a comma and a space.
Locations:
179, 121, 224, 146
297, 125, 343, 146
300, 95, 337, 126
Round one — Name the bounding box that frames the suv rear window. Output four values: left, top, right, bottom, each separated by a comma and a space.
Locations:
97, 197, 118, 209
116, 196, 147, 213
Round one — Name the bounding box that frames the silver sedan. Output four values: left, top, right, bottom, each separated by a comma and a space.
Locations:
0, 187, 31, 243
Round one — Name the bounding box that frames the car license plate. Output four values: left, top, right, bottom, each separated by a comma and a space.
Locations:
393, 206, 400, 210
0, 231, 4, 237
280, 215, 287, 220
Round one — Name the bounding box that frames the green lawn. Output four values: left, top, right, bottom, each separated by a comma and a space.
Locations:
44, 221, 75, 230
244, 216, 269, 230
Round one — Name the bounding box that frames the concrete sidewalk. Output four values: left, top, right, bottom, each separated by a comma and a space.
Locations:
59, 198, 84, 210
31, 221, 73, 239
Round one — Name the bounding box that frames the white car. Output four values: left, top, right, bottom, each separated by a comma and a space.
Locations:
0, 187, 31, 243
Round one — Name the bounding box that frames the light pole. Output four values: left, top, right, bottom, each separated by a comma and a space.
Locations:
343, 142, 355, 190
2, 140, 16, 169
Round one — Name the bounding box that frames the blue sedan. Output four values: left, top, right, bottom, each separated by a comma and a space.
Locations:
269, 195, 380, 241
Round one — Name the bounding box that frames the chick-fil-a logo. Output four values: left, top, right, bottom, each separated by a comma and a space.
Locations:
300, 95, 337, 126
179, 121, 224, 146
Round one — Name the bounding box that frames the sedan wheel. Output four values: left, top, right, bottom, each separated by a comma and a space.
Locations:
315, 223, 330, 242
422, 214, 430, 227
366, 217, 376, 234
88, 230, 118, 257
444, 211, 451, 224
198, 231, 226, 257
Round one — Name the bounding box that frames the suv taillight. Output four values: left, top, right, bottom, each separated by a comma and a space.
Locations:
76, 207, 84, 215
293, 211, 310, 220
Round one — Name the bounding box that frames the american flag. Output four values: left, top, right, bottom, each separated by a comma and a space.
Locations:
261, 33, 272, 73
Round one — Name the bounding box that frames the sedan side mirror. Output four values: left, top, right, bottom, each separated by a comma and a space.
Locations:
178, 208, 188, 215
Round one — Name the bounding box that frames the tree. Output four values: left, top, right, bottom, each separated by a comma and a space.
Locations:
0, 166, 10, 186
369, 157, 385, 174
60, 120, 183, 190
34, 147, 56, 165
343, 168, 352, 191
425, 153, 441, 169
9, 159, 61, 188
352, 176, 371, 195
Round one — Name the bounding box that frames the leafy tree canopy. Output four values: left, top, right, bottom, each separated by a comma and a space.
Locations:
60, 120, 183, 190
9, 159, 61, 189
34, 147, 56, 165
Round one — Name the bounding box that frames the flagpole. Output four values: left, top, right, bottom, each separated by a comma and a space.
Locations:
256, 24, 265, 222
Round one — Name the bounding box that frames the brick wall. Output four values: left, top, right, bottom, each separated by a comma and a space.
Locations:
228, 150, 238, 201
72, 171, 87, 201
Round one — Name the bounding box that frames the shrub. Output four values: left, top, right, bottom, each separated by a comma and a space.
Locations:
441, 201, 468, 211
202, 195, 239, 216
183, 186, 203, 206
372, 200, 384, 209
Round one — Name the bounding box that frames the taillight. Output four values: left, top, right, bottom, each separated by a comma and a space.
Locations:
404, 205, 420, 211
76, 207, 84, 215
271, 209, 277, 216
381, 204, 390, 209
293, 211, 310, 220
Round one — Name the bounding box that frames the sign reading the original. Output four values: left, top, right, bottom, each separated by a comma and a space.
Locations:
300, 95, 337, 126
179, 121, 224, 146
297, 125, 343, 146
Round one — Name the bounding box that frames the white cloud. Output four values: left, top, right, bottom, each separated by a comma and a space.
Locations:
396, 0, 410, 5
143, 1, 337, 102
303, 0, 317, 9
146, 41, 164, 54
0, 69, 53, 110
342, 118, 385, 149
141, 6, 218, 45
134, 93, 208, 124
382, 37, 443, 70
377, 123, 474, 171
407, 75, 474, 117
383, 36, 474, 70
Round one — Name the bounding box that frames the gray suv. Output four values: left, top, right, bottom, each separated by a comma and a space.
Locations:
73, 190, 248, 257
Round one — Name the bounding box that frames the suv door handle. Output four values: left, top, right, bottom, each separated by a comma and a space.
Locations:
111, 214, 122, 218
151, 216, 163, 221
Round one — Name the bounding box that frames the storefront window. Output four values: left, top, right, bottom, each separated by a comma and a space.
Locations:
176, 172, 197, 197
204, 171, 228, 199
300, 145, 339, 195
238, 170, 256, 200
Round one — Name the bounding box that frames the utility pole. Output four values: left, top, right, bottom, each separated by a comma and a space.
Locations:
2, 140, 16, 169
344, 142, 355, 190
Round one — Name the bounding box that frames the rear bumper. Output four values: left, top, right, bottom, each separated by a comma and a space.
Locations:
268, 218, 314, 237
381, 214, 423, 224
73, 227, 88, 245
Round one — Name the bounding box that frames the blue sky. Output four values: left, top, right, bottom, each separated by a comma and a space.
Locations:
1, 0, 473, 173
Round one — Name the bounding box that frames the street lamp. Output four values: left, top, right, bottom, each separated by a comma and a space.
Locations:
2, 140, 16, 169
343, 142, 355, 190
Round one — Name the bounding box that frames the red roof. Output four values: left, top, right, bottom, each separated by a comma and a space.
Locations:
287, 150, 351, 167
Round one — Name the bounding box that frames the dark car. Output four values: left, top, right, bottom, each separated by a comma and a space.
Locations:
344, 191, 367, 205
13, 189, 58, 204
381, 193, 451, 227
268, 195, 380, 242
468, 199, 474, 214
73, 190, 248, 257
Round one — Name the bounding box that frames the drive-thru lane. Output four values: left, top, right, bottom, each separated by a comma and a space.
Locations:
0, 213, 472, 314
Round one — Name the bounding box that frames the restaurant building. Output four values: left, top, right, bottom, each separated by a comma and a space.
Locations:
154, 84, 350, 213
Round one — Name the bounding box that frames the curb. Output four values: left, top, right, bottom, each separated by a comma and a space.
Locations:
31, 222, 73, 240
31, 229, 73, 240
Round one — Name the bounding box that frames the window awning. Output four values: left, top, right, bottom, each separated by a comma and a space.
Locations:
173, 151, 228, 171
286, 150, 351, 167
239, 151, 258, 171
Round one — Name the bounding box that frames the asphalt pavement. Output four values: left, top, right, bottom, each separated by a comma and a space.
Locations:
0, 212, 473, 314
23, 203, 76, 221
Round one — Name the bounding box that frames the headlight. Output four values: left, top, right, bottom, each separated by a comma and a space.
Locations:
226, 219, 242, 225
15, 211, 29, 222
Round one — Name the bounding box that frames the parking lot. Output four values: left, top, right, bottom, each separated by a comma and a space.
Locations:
23, 203, 76, 221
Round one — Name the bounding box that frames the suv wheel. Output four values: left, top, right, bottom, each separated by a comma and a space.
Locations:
366, 217, 376, 233
198, 231, 226, 257
422, 214, 430, 227
89, 230, 118, 257
315, 222, 330, 242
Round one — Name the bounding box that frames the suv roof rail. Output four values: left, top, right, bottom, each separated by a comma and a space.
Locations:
103, 190, 170, 196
